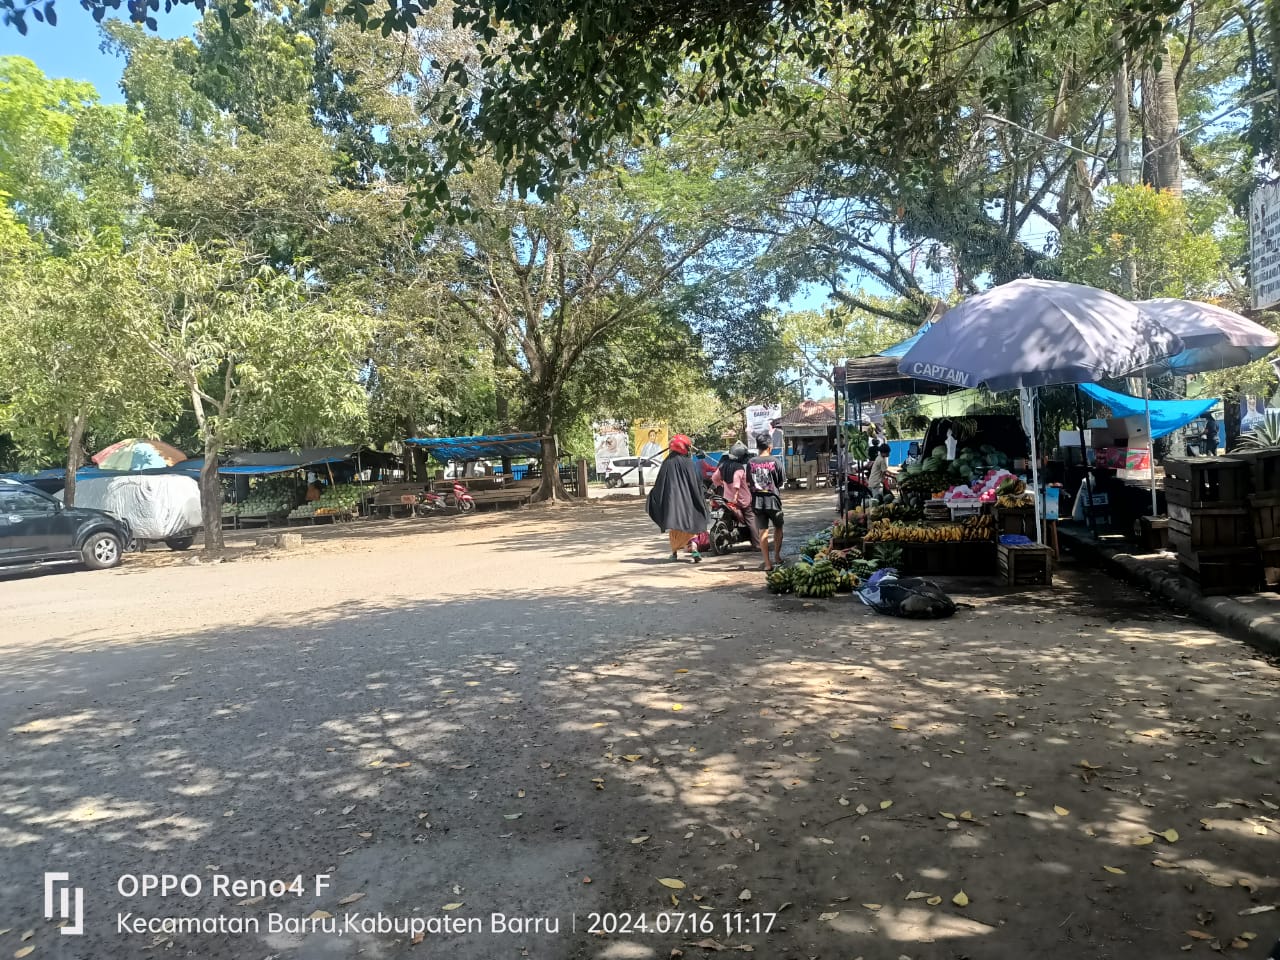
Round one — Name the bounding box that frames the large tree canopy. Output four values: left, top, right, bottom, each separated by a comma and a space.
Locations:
2, 0, 1182, 214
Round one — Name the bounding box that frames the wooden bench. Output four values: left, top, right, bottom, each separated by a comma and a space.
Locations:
468, 488, 534, 509
370, 482, 425, 517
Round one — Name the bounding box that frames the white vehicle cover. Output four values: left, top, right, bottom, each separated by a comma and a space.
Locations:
56, 475, 202, 540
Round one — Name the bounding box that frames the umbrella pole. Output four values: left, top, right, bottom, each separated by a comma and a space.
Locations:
1074, 385, 1095, 534
1144, 374, 1157, 517
1021, 388, 1044, 546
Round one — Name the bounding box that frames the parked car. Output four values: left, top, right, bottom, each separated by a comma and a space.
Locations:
601, 456, 660, 488
0, 478, 131, 572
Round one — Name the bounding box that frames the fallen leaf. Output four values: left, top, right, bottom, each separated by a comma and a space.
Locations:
959, 811, 974, 821
622, 755, 642, 762
904, 891, 931, 900
442, 903, 463, 911
310, 910, 333, 920
1152, 859, 1178, 869
672, 704, 683, 711
369, 760, 383, 768
855, 804, 869, 815
675, 669, 689, 674
891, 724, 908, 730
237, 896, 265, 907
658, 878, 686, 890
879, 800, 893, 810
632, 836, 650, 844
394, 762, 412, 769
1015, 791, 1026, 797
926, 896, 943, 906
1230, 939, 1250, 950
1159, 829, 1180, 843
1054, 806, 1069, 816
341, 805, 356, 815
1103, 866, 1126, 875
1187, 931, 1213, 941
818, 912, 841, 921
357, 832, 372, 839
1078, 760, 1101, 770
583, 877, 592, 884
952, 891, 970, 907
20, 934, 33, 943
940, 812, 956, 820
1238, 879, 1257, 893
337, 893, 365, 906
738, 889, 751, 902
591, 722, 608, 728
1238, 906, 1275, 916
517, 789, 525, 798
1133, 835, 1155, 846
411, 932, 425, 945
503, 813, 522, 820
862, 903, 882, 911
691, 939, 725, 951
838, 797, 850, 807
14, 949, 33, 960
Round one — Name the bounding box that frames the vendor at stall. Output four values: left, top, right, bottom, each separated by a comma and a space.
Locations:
306, 479, 325, 502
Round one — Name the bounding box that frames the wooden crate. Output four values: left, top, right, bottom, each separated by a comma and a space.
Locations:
994, 505, 1036, 537
1178, 548, 1263, 596
1139, 515, 1169, 552
1261, 543, 1280, 589
1166, 457, 1252, 504
997, 543, 1053, 586
1249, 492, 1280, 542
1166, 502, 1254, 549
1233, 449, 1280, 495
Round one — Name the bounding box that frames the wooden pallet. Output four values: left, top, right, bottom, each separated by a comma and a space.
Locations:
1166, 457, 1252, 505
997, 543, 1053, 586
1233, 449, 1280, 495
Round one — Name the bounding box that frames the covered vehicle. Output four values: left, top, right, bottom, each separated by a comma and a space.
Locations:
56, 474, 202, 550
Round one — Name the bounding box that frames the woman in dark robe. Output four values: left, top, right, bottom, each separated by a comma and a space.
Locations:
646, 434, 710, 562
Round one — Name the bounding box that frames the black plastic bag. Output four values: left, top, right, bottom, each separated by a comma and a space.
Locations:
859, 573, 956, 619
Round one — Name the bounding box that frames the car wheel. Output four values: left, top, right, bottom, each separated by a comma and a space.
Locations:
83, 531, 123, 570
166, 536, 194, 551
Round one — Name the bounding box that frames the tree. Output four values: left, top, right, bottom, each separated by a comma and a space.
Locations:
0, 243, 178, 503
129, 239, 374, 555
0, 56, 143, 249
1058, 184, 1227, 299
779, 302, 915, 390
5, 0, 1183, 216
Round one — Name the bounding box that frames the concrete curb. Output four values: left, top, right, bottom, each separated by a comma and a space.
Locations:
1059, 528, 1280, 657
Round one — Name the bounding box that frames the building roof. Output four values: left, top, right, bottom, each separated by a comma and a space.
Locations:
778, 400, 837, 428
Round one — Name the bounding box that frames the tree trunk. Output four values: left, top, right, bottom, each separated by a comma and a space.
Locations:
529, 393, 569, 502
63, 411, 86, 507
1113, 34, 1138, 295
1141, 57, 1182, 195
199, 438, 224, 556
495, 351, 512, 477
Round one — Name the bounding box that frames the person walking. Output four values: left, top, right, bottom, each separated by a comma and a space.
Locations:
711, 441, 759, 549
868, 442, 891, 502
747, 433, 786, 571
646, 433, 709, 562
1202, 412, 1220, 456
802, 439, 820, 492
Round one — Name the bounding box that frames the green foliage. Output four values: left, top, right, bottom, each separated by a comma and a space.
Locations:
1059, 185, 1228, 300
1234, 411, 1280, 450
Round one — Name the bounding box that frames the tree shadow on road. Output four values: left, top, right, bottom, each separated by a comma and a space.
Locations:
0, 563, 1276, 960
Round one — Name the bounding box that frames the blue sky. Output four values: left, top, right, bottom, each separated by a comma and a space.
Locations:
0, 5, 199, 102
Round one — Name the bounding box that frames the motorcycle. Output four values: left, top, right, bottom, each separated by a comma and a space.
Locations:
414, 482, 475, 516
446, 481, 476, 512
708, 492, 755, 555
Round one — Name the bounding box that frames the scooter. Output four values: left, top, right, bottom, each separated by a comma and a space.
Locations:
446, 482, 476, 512
708, 493, 755, 555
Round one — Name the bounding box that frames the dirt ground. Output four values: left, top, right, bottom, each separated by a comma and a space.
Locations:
1, 492, 1278, 960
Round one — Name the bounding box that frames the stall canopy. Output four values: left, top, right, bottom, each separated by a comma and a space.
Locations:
224, 445, 369, 469
879, 322, 935, 358
837, 356, 957, 405
404, 433, 546, 461
1079, 383, 1217, 440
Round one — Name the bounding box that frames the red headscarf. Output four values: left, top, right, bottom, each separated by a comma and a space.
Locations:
669, 434, 692, 455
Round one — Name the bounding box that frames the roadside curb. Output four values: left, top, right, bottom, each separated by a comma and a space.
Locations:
1059, 528, 1280, 657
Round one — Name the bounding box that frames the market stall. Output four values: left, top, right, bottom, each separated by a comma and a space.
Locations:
403, 433, 550, 508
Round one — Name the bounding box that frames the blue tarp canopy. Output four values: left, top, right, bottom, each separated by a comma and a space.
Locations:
880, 322, 934, 358
404, 433, 546, 461
1079, 382, 1217, 440
217, 464, 301, 476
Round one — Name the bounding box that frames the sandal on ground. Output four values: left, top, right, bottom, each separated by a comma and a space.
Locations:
690, 550, 702, 563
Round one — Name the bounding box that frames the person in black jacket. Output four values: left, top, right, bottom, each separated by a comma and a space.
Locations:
646, 434, 710, 562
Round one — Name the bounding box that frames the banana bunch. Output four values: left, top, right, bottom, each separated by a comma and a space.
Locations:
766, 566, 795, 594
835, 570, 858, 593
795, 559, 839, 598
960, 513, 996, 541
996, 494, 1035, 509
864, 520, 966, 543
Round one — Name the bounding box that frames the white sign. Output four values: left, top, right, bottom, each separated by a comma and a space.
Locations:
744, 404, 781, 444
1250, 179, 1280, 310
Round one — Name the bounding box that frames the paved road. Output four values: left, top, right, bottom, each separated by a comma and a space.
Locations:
1, 493, 1278, 960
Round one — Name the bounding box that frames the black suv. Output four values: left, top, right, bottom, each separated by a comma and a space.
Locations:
0, 479, 131, 573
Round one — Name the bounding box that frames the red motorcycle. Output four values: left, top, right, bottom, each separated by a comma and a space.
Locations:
415, 482, 475, 516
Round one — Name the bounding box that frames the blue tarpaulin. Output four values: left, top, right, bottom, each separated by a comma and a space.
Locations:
404, 433, 546, 461
879, 322, 934, 358
1079, 382, 1217, 439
